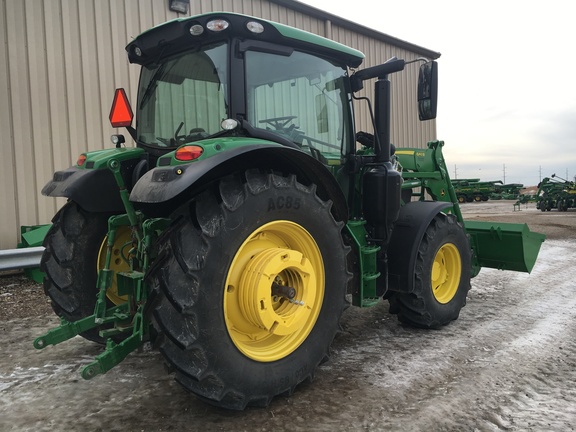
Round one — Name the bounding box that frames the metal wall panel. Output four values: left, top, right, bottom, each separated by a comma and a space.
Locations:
3, 0, 39, 249
0, 0, 19, 250
0, 0, 436, 248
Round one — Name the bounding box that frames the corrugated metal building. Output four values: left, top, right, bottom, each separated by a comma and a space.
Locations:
0, 0, 440, 249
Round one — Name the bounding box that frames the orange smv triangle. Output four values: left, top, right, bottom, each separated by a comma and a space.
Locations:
109, 88, 134, 128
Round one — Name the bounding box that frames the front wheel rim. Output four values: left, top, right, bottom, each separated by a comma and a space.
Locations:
224, 220, 324, 362
431, 243, 462, 304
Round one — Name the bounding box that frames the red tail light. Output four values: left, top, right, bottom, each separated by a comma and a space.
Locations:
175, 145, 204, 161
109, 88, 133, 128
77, 154, 87, 166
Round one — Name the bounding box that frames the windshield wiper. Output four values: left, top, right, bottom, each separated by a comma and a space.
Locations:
139, 63, 167, 109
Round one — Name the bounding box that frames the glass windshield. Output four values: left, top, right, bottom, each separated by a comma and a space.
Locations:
136, 42, 228, 148
245, 49, 352, 158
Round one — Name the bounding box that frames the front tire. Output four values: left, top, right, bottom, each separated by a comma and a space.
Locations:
149, 170, 349, 409
389, 213, 471, 329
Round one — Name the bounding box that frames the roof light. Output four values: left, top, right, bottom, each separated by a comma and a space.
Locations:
221, 118, 239, 130
207, 19, 229, 32
190, 24, 204, 36
175, 145, 204, 161
109, 88, 134, 128
246, 21, 264, 34
77, 154, 87, 166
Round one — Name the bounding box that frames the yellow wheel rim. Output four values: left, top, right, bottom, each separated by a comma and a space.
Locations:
224, 221, 324, 362
97, 225, 131, 305
431, 243, 462, 304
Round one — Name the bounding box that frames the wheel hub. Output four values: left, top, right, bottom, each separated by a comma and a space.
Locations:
224, 220, 324, 362
239, 248, 314, 336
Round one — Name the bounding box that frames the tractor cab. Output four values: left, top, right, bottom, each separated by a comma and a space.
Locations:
116, 12, 364, 169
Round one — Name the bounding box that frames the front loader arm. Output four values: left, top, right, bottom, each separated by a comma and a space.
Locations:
395, 140, 545, 276
395, 140, 463, 222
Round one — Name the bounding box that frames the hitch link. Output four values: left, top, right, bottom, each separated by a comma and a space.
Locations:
34, 158, 171, 380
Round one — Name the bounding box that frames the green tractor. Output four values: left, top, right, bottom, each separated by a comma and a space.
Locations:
34, 12, 545, 410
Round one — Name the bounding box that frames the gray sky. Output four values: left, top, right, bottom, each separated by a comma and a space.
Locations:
300, 0, 576, 186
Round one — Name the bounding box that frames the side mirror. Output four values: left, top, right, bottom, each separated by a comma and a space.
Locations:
417, 61, 438, 120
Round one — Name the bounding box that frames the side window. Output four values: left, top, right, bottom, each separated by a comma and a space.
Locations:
137, 43, 228, 146
246, 50, 351, 158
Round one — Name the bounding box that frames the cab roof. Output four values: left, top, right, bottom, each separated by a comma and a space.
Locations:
126, 11, 365, 68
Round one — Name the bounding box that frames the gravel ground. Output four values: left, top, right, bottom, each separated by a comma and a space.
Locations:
0, 273, 52, 321
1, 200, 575, 431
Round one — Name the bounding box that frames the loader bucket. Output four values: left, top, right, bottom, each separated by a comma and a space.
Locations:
464, 221, 545, 273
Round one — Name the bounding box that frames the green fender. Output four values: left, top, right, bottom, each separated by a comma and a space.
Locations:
42, 148, 145, 212
129, 144, 349, 222
387, 201, 453, 294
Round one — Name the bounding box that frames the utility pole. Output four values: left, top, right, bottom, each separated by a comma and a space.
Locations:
454, 164, 458, 179
503, 164, 506, 184
539, 166, 542, 183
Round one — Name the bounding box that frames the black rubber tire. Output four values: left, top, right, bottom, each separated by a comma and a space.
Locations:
149, 170, 349, 410
41, 201, 115, 343
457, 195, 466, 204
388, 213, 471, 329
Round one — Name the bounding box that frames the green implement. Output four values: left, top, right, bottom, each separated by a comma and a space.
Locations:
18, 224, 51, 283
465, 221, 545, 273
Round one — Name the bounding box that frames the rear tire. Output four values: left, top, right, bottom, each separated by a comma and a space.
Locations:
389, 213, 471, 329
149, 170, 349, 409
41, 202, 118, 343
